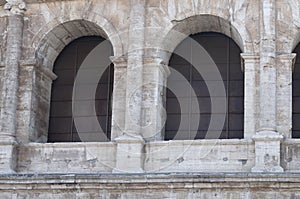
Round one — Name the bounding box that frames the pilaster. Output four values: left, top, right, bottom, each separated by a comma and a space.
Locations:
17, 59, 57, 143
123, 0, 146, 138
277, 53, 296, 138
142, 57, 170, 141
0, 0, 26, 173
241, 53, 260, 139
110, 56, 127, 141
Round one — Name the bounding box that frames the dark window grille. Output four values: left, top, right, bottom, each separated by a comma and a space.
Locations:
292, 44, 300, 138
48, 36, 113, 142
165, 32, 244, 140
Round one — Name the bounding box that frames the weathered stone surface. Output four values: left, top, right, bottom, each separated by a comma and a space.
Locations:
0, 0, 300, 197
17, 142, 116, 173
0, 173, 300, 198
145, 139, 254, 172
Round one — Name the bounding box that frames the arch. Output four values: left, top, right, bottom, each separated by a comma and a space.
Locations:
33, 17, 122, 70
158, 15, 248, 62
165, 32, 244, 140
48, 36, 114, 142
284, 1, 299, 53
30, 17, 120, 143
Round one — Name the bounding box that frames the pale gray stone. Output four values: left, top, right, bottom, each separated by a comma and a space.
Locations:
0, 0, 299, 197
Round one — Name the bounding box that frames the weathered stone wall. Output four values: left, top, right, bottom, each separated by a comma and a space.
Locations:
0, 0, 300, 197
145, 140, 255, 172
17, 142, 116, 173
14, 139, 300, 173
23, 1, 130, 62
16, 140, 254, 173
0, 173, 300, 198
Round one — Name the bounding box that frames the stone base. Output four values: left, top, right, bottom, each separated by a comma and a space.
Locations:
0, 141, 17, 173
251, 130, 284, 172
113, 135, 145, 173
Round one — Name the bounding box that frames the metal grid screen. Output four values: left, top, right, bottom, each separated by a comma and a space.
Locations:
293, 44, 300, 138
48, 36, 113, 142
165, 32, 244, 140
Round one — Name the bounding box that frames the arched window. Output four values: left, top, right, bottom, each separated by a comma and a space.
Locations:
293, 44, 300, 138
48, 36, 113, 142
165, 32, 244, 140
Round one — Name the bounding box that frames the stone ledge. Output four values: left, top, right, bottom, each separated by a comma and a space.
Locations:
21, 141, 116, 148
282, 139, 300, 144
252, 130, 283, 141
0, 174, 299, 197
0, 172, 300, 185
146, 139, 253, 146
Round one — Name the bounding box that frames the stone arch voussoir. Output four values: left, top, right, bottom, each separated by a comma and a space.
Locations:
157, 14, 251, 63
33, 15, 122, 70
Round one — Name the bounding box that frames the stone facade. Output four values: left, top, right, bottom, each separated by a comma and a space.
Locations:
0, 0, 300, 198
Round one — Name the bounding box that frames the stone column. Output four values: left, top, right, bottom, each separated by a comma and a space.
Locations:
277, 54, 296, 138
241, 53, 260, 139
141, 57, 170, 141
0, 0, 26, 173
251, 0, 283, 172
123, 0, 145, 139
113, 0, 146, 173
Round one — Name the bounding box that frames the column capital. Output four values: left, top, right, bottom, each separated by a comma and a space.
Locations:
277, 53, 297, 60
143, 56, 166, 65
4, 0, 26, 15
240, 53, 260, 72
143, 56, 170, 77
19, 58, 39, 67
241, 53, 260, 61
110, 56, 128, 69
277, 53, 297, 71
19, 58, 57, 81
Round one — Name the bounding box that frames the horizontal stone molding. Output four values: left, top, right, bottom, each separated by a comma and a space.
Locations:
277, 53, 297, 71
240, 53, 260, 72
110, 56, 128, 68
143, 56, 171, 77
1, 173, 300, 189
252, 131, 284, 141
114, 134, 145, 144
19, 59, 57, 80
